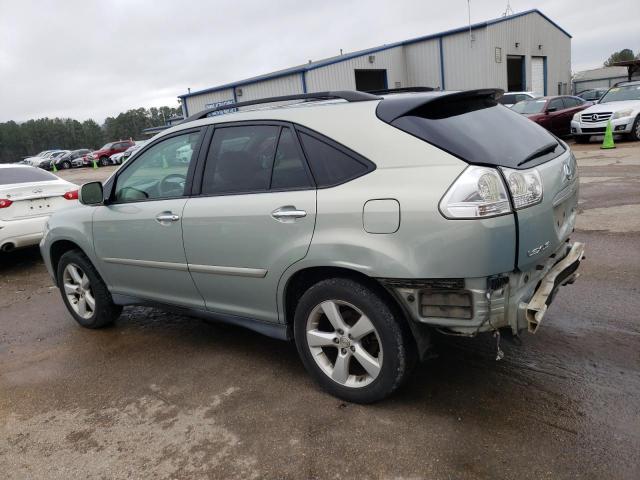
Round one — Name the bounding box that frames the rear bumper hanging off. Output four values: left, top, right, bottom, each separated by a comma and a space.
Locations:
524, 242, 585, 333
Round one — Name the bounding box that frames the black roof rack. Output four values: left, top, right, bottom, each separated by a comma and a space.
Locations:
366, 86, 436, 95
183, 90, 381, 123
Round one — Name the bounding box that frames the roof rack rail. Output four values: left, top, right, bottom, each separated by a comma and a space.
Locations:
366, 86, 436, 95
183, 90, 381, 123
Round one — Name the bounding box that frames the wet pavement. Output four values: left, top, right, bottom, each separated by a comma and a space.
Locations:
1, 141, 639, 479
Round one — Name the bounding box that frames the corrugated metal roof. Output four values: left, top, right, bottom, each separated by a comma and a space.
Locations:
180, 9, 570, 100
573, 66, 630, 81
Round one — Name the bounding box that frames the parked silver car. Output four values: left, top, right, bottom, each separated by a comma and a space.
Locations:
40, 89, 584, 403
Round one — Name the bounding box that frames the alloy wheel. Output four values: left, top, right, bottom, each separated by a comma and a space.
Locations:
62, 263, 95, 319
305, 300, 383, 388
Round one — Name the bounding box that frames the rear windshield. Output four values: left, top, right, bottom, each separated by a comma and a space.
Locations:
386, 96, 563, 169
0, 167, 58, 185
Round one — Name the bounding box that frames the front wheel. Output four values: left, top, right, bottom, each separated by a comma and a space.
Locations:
61, 160, 71, 169
57, 250, 122, 328
629, 116, 640, 141
99, 156, 110, 167
294, 278, 414, 403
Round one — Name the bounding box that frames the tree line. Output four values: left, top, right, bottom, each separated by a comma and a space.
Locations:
0, 105, 182, 164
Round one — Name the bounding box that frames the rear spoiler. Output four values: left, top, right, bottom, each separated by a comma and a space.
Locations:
376, 88, 504, 123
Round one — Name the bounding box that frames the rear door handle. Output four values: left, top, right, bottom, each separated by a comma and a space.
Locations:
155, 212, 180, 224
271, 206, 307, 222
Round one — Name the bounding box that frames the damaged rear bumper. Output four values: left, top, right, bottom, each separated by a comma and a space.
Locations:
382, 241, 585, 336
524, 242, 585, 333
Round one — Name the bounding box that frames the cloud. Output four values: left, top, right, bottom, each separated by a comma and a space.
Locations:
0, 0, 638, 123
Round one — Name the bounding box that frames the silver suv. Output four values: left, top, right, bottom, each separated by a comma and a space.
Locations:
41, 89, 584, 403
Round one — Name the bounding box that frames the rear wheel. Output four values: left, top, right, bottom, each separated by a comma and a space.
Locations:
574, 135, 590, 144
294, 278, 413, 403
61, 160, 71, 169
57, 250, 122, 328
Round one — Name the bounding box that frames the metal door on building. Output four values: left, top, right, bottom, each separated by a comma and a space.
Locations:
531, 57, 546, 96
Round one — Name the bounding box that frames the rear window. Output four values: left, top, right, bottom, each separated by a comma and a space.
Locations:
0, 167, 58, 185
386, 95, 564, 169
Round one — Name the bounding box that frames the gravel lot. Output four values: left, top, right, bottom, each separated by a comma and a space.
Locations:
1, 139, 639, 479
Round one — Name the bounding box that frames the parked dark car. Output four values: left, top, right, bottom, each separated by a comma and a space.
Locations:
576, 88, 608, 102
511, 96, 592, 136
49, 149, 92, 170
89, 140, 135, 167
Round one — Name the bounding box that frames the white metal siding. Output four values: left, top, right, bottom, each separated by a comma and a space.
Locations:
486, 11, 571, 94
236, 74, 303, 102
404, 39, 442, 88
441, 28, 490, 90
531, 57, 545, 96
305, 46, 407, 92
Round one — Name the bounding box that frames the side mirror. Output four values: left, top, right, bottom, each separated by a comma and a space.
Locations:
79, 182, 104, 206
546, 107, 557, 113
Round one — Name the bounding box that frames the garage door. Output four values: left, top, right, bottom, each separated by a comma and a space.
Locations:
531, 57, 545, 97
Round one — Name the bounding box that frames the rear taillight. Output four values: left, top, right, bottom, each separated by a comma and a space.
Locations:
63, 190, 79, 200
439, 166, 511, 219
0, 199, 13, 208
501, 167, 543, 209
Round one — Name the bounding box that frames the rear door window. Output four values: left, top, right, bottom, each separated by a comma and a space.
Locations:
297, 131, 373, 187
548, 98, 564, 111
271, 128, 313, 190
202, 125, 279, 195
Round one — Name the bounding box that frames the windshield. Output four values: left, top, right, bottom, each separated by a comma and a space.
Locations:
100, 143, 113, 150
511, 99, 547, 114
599, 85, 640, 103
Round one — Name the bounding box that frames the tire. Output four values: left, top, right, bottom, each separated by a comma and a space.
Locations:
293, 278, 413, 403
574, 135, 590, 144
61, 160, 71, 169
99, 156, 110, 167
629, 116, 640, 141
56, 250, 122, 329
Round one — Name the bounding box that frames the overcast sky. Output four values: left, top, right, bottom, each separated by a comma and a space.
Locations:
0, 0, 638, 123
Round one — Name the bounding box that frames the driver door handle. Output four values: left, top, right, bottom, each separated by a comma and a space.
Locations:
271, 206, 307, 221
156, 212, 180, 223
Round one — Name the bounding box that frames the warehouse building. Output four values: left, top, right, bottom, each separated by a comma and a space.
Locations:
179, 9, 571, 117
573, 66, 640, 93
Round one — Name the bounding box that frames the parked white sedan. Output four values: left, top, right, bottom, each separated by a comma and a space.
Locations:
0, 165, 79, 252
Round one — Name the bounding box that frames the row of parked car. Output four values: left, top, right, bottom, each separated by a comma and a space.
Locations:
21, 139, 149, 170
497, 82, 640, 142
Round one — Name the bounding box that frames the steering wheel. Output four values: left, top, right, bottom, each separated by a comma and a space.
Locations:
158, 173, 187, 197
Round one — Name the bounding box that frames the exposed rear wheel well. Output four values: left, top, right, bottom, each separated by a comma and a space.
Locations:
284, 266, 405, 325
50, 240, 84, 282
